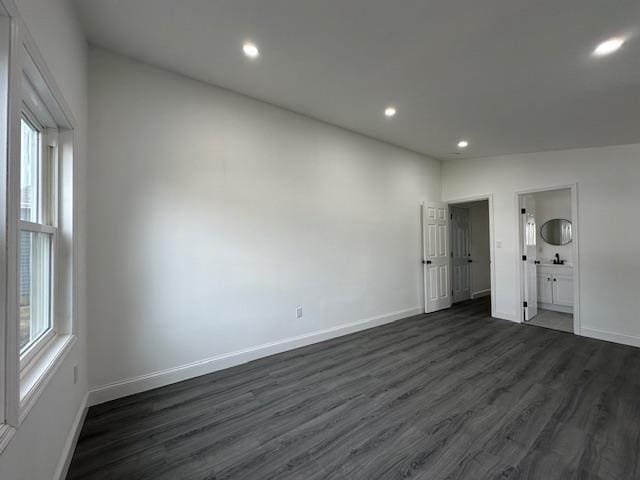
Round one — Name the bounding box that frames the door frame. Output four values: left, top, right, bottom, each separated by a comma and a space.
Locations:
515, 183, 580, 335
446, 194, 496, 318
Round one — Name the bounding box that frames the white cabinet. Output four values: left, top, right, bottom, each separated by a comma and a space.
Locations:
536, 272, 553, 304
553, 273, 573, 307
536, 265, 573, 313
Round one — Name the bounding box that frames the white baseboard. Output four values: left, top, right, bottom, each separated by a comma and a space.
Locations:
494, 310, 520, 323
580, 327, 640, 348
54, 391, 89, 480
471, 289, 491, 299
88, 306, 423, 406
538, 302, 573, 314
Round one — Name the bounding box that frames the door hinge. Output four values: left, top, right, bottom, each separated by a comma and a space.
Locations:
523, 301, 528, 307
450, 213, 453, 220
522, 255, 527, 261
521, 208, 526, 214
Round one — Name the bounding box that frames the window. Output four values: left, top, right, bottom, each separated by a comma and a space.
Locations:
0, 15, 76, 432
18, 114, 57, 365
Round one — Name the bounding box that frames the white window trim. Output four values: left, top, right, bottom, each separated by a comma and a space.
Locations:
19, 334, 75, 423
1, 12, 78, 433
0, 423, 16, 453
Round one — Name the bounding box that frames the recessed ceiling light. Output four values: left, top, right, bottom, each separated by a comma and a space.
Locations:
243, 42, 260, 58
593, 37, 625, 56
457, 140, 469, 149
384, 106, 397, 117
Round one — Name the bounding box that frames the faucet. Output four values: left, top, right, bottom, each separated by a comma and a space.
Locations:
554, 253, 564, 265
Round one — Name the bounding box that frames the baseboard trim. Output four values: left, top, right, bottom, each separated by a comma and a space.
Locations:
580, 327, 640, 349
471, 289, 491, 299
88, 306, 423, 406
538, 302, 573, 314
494, 310, 519, 323
54, 391, 89, 480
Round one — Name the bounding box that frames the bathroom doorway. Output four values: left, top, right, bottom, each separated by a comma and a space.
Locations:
517, 185, 579, 334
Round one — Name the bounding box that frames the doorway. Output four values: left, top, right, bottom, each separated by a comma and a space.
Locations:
421, 198, 495, 316
450, 200, 491, 305
517, 186, 579, 334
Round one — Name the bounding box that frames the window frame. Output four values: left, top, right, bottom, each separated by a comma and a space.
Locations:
1, 14, 77, 431
17, 107, 59, 371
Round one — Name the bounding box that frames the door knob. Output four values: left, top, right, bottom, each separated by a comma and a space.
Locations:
423, 260, 432, 264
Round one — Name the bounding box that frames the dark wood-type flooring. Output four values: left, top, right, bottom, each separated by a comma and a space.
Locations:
67, 298, 640, 479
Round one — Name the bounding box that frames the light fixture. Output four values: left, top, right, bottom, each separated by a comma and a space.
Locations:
593, 37, 625, 56
384, 106, 397, 117
243, 42, 260, 59
457, 140, 469, 149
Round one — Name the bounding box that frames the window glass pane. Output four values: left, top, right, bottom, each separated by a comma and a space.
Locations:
20, 118, 40, 222
19, 231, 52, 353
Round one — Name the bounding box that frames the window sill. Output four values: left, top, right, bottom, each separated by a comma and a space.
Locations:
19, 333, 76, 424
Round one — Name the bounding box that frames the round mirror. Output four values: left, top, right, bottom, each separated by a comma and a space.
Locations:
540, 219, 572, 245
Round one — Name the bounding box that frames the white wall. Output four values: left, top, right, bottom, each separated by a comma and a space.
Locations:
0, 0, 88, 479
86, 49, 441, 400
531, 188, 572, 264
468, 201, 490, 295
442, 143, 640, 346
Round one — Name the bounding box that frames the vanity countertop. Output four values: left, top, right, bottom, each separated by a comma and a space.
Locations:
538, 263, 573, 268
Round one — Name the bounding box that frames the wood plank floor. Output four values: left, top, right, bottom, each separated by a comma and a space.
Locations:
67, 298, 640, 479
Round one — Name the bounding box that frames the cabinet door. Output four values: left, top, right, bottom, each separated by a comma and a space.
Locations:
552, 274, 574, 307
537, 273, 553, 304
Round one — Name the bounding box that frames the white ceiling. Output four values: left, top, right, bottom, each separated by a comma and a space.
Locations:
74, 0, 640, 160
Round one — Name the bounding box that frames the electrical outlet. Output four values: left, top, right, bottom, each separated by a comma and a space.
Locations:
73, 365, 78, 384
296, 306, 303, 319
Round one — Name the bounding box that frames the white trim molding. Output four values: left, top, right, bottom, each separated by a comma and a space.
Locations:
0, 423, 16, 454
471, 289, 491, 299
581, 328, 640, 349
494, 310, 519, 323
89, 306, 423, 406
19, 334, 76, 423
53, 392, 88, 480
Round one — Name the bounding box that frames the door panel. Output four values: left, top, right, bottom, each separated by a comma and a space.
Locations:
521, 195, 538, 320
537, 272, 553, 304
423, 202, 451, 313
451, 206, 471, 303
553, 274, 574, 306
427, 224, 436, 257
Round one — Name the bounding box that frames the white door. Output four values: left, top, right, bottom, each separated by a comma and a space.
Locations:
451, 206, 471, 303
423, 202, 451, 313
521, 196, 538, 320
552, 274, 574, 306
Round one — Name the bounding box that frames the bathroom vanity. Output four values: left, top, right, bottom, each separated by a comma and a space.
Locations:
536, 264, 573, 313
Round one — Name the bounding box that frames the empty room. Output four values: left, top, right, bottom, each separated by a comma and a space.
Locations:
0, 0, 639, 479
